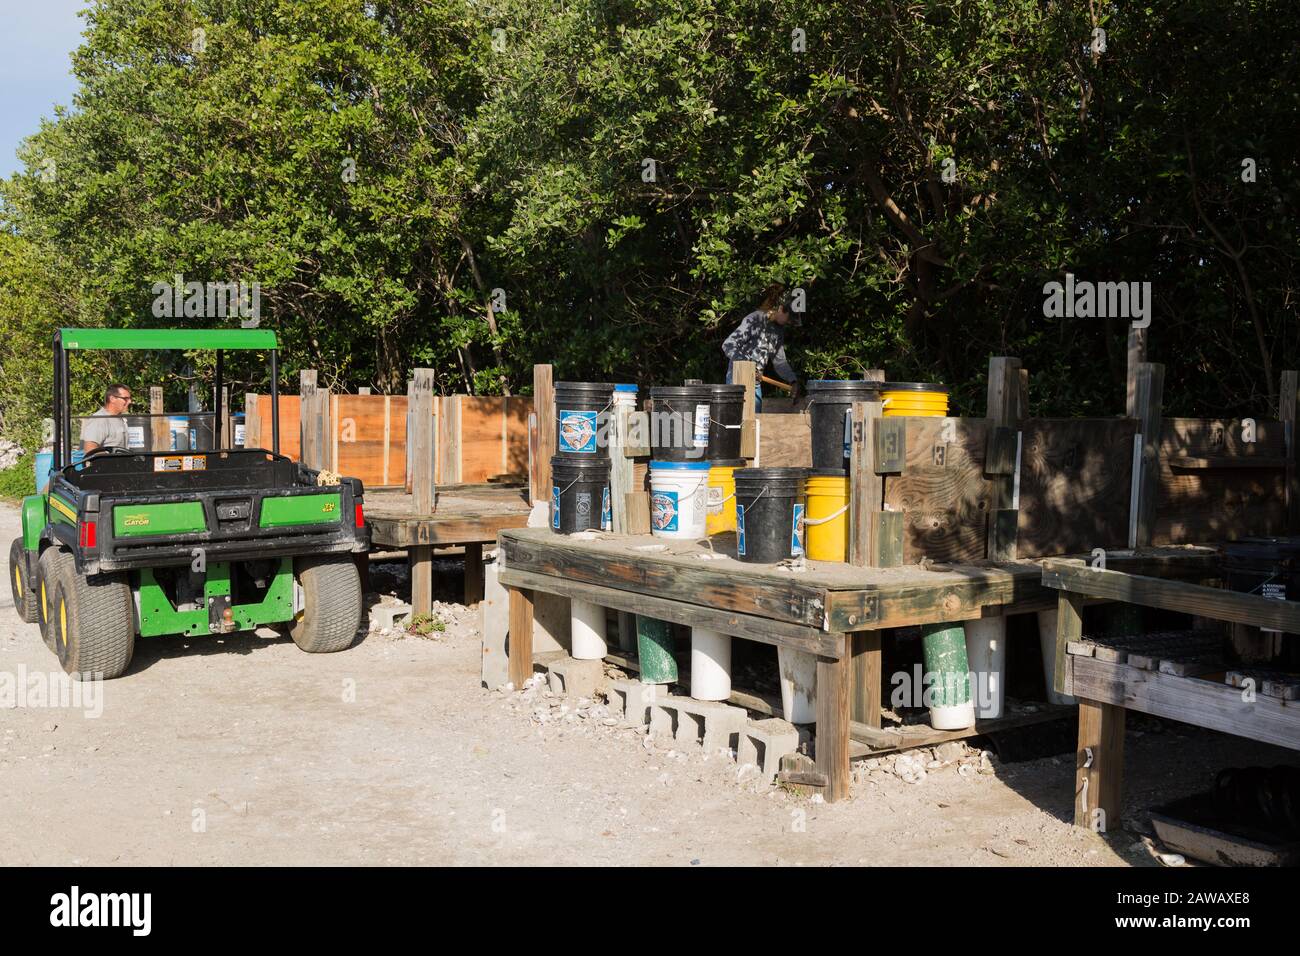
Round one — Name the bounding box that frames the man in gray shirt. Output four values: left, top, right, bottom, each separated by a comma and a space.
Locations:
80, 384, 133, 452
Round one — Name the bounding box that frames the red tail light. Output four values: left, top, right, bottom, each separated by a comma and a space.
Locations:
78, 519, 97, 548
354, 502, 365, 528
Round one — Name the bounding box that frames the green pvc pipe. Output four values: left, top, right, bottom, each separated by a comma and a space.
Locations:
636, 615, 678, 684
921, 621, 972, 708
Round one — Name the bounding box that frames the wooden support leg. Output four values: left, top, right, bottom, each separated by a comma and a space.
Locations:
1075, 698, 1126, 831
463, 543, 484, 605
507, 586, 535, 688
850, 631, 882, 728
1053, 589, 1084, 697
816, 634, 852, 802
410, 545, 433, 615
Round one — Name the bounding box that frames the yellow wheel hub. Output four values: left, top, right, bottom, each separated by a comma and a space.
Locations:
59, 597, 67, 649
13, 565, 20, 593
41, 578, 47, 619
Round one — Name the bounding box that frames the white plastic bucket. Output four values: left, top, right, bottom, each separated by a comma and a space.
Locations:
964, 617, 1006, 720
778, 646, 818, 724
570, 599, 607, 660
690, 627, 731, 701
1037, 608, 1076, 705
649, 460, 709, 539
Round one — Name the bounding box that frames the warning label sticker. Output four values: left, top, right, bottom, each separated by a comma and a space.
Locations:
153, 455, 207, 472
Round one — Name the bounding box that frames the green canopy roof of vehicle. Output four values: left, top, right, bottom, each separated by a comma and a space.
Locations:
58, 328, 278, 350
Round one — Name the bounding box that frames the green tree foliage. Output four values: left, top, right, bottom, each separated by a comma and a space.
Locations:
2, 0, 1296, 444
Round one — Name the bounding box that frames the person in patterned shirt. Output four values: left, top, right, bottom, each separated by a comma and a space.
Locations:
722, 285, 800, 411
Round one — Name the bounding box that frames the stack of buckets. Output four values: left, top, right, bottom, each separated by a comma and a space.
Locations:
550, 381, 618, 534
647, 384, 745, 542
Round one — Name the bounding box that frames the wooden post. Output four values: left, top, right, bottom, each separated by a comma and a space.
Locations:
507, 586, 535, 688
815, 634, 852, 802
464, 542, 484, 605
851, 631, 882, 728
1054, 587, 1085, 697
243, 393, 260, 450
410, 369, 437, 616
985, 356, 1022, 561
299, 370, 332, 471
149, 386, 167, 452
1281, 370, 1299, 533
220, 386, 231, 452
531, 365, 555, 505
1075, 699, 1126, 830
437, 394, 462, 485
847, 399, 884, 567
1131, 362, 1165, 548
734, 360, 757, 459
1125, 326, 1147, 418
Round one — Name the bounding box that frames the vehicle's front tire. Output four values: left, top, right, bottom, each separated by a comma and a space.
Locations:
9, 538, 38, 624
289, 555, 362, 653
51, 569, 135, 680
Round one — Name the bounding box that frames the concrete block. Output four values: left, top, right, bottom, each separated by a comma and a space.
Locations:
606, 679, 663, 726
546, 656, 604, 698
480, 559, 510, 689
370, 602, 412, 631
649, 696, 747, 753
737, 718, 800, 782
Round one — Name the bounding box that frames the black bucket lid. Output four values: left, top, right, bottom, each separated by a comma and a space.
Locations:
708, 384, 746, 399
650, 385, 715, 398
555, 381, 614, 393
880, 381, 950, 393
807, 379, 884, 392
708, 457, 748, 467
550, 454, 610, 475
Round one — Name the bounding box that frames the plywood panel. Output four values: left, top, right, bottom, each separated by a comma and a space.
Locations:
334, 394, 393, 488
757, 412, 812, 466
460, 396, 500, 483
1154, 417, 1286, 544
1017, 418, 1137, 558
883, 417, 991, 564
253, 395, 301, 461
504, 397, 533, 477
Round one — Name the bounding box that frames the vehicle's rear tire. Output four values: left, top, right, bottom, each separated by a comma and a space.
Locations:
289, 555, 361, 653
9, 539, 38, 624
36, 546, 75, 648
50, 568, 135, 679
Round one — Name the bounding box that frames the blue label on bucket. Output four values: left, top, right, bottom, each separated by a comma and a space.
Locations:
559, 409, 598, 453
842, 408, 851, 458
651, 491, 679, 533
736, 504, 746, 555
551, 486, 560, 529
791, 502, 805, 557
601, 485, 611, 531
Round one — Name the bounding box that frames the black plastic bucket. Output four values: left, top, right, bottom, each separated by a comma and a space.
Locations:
649, 385, 714, 462
1223, 537, 1300, 605
708, 384, 746, 461
733, 467, 807, 563
807, 380, 884, 470
550, 455, 611, 534
555, 381, 615, 458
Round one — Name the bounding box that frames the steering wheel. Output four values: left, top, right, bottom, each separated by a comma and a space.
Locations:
82, 446, 134, 461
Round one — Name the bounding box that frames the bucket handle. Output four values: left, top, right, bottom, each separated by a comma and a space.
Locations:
555, 398, 614, 424
802, 504, 848, 526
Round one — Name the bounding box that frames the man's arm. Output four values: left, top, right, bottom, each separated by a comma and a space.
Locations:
772, 344, 797, 383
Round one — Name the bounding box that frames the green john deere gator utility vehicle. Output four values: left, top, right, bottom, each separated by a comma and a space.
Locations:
7, 328, 369, 678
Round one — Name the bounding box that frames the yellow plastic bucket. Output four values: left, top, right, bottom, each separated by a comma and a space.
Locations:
882, 382, 949, 417
706, 460, 745, 534
805, 472, 849, 562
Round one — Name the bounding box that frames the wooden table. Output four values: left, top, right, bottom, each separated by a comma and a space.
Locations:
498, 528, 1219, 800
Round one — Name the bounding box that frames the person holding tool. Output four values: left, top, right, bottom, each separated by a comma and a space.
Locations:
722, 285, 800, 411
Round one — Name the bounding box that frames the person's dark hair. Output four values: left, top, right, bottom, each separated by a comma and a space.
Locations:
105, 383, 129, 404
758, 283, 785, 313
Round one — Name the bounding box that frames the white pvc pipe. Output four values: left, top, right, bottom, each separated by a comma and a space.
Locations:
778, 646, 818, 724
1036, 609, 1076, 705
690, 627, 732, 701
964, 617, 1006, 720
570, 599, 607, 660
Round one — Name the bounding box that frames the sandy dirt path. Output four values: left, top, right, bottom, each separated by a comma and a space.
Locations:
0, 500, 1289, 866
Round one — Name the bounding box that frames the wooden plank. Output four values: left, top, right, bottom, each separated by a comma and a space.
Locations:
437, 394, 463, 485
464, 542, 484, 605
848, 400, 883, 567
985, 357, 1021, 560
1055, 588, 1085, 696
816, 634, 852, 802
1016, 419, 1137, 558
382, 396, 391, 485
367, 513, 528, 548
411, 369, 436, 515
756, 411, 811, 467
734, 360, 756, 458
329, 392, 338, 471
498, 567, 841, 658
882, 418, 993, 564
150, 386, 166, 452
1075, 698, 1126, 830
875, 511, 905, 568
532, 365, 555, 503
850, 703, 1073, 753
610, 399, 632, 532
504, 396, 533, 478
499, 532, 829, 629
1132, 363, 1164, 547
851, 631, 882, 728
824, 565, 1052, 631
1070, 656, 1300, 752
507, 586, 535, 688
410, 546, 433, 615
1042, 559, 1300, 633
243, 392, 260, 450
1126, 325, 1147, 419
1282, 370, 1300, 533
625, 492, 651, 535
873, 418, 906, 474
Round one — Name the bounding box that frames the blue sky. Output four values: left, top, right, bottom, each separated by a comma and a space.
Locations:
0, 1, 88, 179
